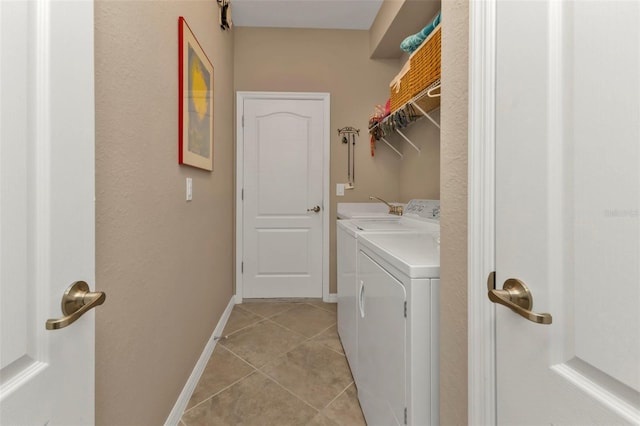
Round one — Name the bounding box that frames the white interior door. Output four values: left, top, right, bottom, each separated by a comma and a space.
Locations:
0, 0, 96, 423
240, 94, 327, 299
494, 1, 639, 424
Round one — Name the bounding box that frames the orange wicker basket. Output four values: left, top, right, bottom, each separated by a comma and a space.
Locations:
389, 60, 412, 112
409, 24, 441, 97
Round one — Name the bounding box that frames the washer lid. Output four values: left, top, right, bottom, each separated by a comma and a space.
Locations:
352, 218, 405, 231
358, 232, 440, 278
337, 218, 360, 237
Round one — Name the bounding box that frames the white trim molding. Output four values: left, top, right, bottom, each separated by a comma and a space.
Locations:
235, 92, 331, 302
165, 297, 236, 425
468, 0, 497, 425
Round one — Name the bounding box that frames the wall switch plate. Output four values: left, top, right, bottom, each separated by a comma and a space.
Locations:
336, 183, 345, 196
186, 177, 192, 201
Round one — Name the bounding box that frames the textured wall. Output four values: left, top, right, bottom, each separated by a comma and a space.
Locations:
235, 27, 414, 295
439, 0, 469, 424
397, 110, 441, 202
94, 2, 234, 424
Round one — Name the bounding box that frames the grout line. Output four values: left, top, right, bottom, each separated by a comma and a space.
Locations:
183, 346, 259, 413
219, 345, 264, 371
306, 323, 348, 356
302, 302, 334, 314
322, 380, 355, 411
307, 302, 338, 314
242, 298, 312, 303
216, 344, 259, 372
323, 344, 346, 357
235, 303, 271, 320
224, 307, 343, 370
254, 331, 354, 412
238, 302, 300, 319
266, 311, 337, 341
263, 317, 312, 340
308, 323, 336, 340
183, 370, 259, 415
257, 369, 324, 413
221, 328, 308, 373
234, 304, 252, 313
221, 317, 267, 339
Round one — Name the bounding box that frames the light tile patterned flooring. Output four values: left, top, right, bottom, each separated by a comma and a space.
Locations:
180, 300, 366, 426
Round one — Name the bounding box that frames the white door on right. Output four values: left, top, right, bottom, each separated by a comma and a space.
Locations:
495, 1, 639, 424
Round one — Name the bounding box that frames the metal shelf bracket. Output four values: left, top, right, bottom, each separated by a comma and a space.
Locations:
369, 79, 441, 157
380, 137, 404, 158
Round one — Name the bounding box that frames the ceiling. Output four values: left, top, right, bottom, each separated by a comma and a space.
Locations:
230, 0, 385, 30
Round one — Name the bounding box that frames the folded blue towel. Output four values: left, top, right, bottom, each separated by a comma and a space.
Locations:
400, 12, 441, 53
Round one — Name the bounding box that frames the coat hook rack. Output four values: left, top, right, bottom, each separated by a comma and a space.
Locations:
338, 127, 360, 189
337, 127, 360, 136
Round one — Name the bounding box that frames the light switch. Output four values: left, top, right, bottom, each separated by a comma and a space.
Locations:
186, 177, 192, 201
336, 183, 345, 196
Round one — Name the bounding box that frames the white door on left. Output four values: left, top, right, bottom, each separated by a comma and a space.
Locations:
0, 0, 97, 424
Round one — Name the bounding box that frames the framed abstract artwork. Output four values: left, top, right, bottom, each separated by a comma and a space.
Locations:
178, 17, 214, 171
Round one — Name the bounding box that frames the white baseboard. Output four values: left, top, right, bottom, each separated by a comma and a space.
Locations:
234, 293, 243, 304
324, 293, 337, 303
164, 296, 236, 426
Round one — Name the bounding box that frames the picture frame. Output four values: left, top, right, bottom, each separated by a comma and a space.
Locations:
178, 16, 214, 171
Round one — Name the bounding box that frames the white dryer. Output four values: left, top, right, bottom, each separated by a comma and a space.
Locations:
356, 231, 440, 426
336, 199, 440, 423
355, 203, 440, 426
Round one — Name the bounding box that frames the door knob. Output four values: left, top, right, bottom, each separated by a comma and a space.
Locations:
487, 272, 552, 324
307, 205, 321, 213
46, 281, 106, 330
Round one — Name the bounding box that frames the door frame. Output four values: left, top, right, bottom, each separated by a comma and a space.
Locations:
467, 0, 497, 425
235, 91, 331, 303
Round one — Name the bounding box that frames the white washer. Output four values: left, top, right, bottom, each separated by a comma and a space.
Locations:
337, 218, 405, 385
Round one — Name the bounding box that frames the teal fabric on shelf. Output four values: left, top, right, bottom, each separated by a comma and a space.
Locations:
400, 12, 441, 53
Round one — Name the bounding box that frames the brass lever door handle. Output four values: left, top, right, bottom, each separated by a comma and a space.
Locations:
46, 281, 106, 330
487, 272, 552, 324
307, 205, 321, 213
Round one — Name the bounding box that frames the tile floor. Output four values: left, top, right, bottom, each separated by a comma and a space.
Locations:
180, 300, 366, 426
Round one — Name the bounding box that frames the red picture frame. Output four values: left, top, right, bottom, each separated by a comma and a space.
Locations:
178, 17, 214, 171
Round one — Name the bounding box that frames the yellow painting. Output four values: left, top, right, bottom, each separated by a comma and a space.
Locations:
179, 17, 213, 171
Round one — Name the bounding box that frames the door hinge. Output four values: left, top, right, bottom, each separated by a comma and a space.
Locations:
404, 301, 407, 318
241, 261, 244, 273
242, 115, 244, 127
404, 407, 407, 424
241, 188, 244, 201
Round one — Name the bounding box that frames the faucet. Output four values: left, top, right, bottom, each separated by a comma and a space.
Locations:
369, 196, 403, 216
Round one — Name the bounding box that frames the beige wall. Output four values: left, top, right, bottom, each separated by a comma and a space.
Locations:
439, 0, 469, 424
94, 1, 234, 424
397, 111, 441, 201
234, 27, 440, 294
370, 0, 441, 59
